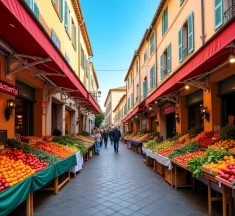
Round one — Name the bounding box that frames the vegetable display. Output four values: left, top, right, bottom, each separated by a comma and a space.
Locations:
153, 140, 176, 152
144, 140, 157, 149
168, 142, 199, 159
197, 131, 219, 147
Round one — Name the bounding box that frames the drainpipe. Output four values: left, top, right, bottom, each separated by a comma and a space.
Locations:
152, 27, 157, 89
201, 0, 205, 45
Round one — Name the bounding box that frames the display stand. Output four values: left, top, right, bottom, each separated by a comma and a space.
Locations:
41, 170, 70, 195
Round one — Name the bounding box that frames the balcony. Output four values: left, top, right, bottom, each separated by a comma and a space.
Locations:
224, 3, 235, 23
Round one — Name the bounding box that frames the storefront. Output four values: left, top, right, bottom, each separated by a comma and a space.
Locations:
186, 90, 203, 130
149, 111, 157, 132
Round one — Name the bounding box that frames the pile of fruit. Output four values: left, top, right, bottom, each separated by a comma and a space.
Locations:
197, 131, 219, 147
168, 141, 199, 159
0, 155, 35, 191
136, 133, 152, 142
218, 164, 235, 182
158, 143, 185, 157
5, 148, 49, 172
153, 140, 176, 152
173, 151, 205, 167
74, 135, 94, 144
50, 142, 78, 153
34, 142, 73, 159
210, 140, 235, 150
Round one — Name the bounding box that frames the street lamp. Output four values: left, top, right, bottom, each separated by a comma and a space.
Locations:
98, 90, 101, 97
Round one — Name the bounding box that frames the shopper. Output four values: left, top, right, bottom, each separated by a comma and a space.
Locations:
112, 126, 121, 153
103, 129, 109, 148
53, 125, 62, 137
94, 129, 101, 155
100, 129, 104, 147
109, 129, 114, 145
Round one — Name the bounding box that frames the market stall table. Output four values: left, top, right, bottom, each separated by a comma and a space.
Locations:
71, 151, 84, 177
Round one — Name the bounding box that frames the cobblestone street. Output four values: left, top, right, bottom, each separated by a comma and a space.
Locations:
11, 142, 221, 216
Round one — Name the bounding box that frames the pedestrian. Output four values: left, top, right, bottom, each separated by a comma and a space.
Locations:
100, 129, 104, 147
103, 129, 109, 147
94, 128, 101, 155
109, 129, 113, 145
53, 125, 62, 137
112, 126, 121, 153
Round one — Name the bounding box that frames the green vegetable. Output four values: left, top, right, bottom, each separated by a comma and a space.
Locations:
187, 149, 231, 177
77, 131, 91, 137
154, 140, 176, 152
168, 141, 199, 159
144, 140, 157, 148
14, 143, 61, 164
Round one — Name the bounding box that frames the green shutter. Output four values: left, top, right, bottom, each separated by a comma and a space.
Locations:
60, 0, 64, 21
160, 54, 164, 79
80, 45, 82, 64
150, 68, 153, 88
52, 0, 56, 4
64, 1, 68, 28
33, 3, 39, 19
152, 66, 156, 87
180, 0, 184, 5
214, 0, 223, 30
178, 27, 183, 62
74, 26, 77, 50
165, 8, 168, 33
167, 43, 172, 73
162, 13, 165, 36
188, 12, 194, 54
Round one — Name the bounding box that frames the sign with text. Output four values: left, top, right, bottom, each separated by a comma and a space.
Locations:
0, 80, 19, 96
149, 111, 156, 117
161, 105, 175, 115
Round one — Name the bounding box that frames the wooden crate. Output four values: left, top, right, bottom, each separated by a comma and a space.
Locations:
156, 162, 165, 176
165, 167, 186, 186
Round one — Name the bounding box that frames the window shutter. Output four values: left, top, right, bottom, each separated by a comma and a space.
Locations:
188, 12, 194, 54
74, 26, 77, 50
152, 66, 156, 87
64, 1, 68, 28
167, 43, 172, 73
180, 0, 184, 5
150, 68, 153, 88
60, 0, 64, 21
165, 8, 168, 33
162, 13, 165, 36
178, 27, 183, 62
214, 0, 223, 30
160, 54, 164, 79
80, 45, 82, 64
33, 3, 39, 19
52, 0, 56, 4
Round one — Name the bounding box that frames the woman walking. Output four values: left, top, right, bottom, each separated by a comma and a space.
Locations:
94, 129, 102, 155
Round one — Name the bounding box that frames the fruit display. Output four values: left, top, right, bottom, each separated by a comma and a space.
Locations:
168, 141, 199, 159
14, 143, 61, 165
210, 140, 235, 150
21, 136, 43, 144
124, 133, 136, 140
153, 140, 176, 152
34, 142, 73, 159
196, 131, 220, 147
0, 155, 35, 191
73, 135, 94, 144
218, 163, 235, 182
158, 143, 185, 157
173, 151, 205, 167
136, 133, 153, 142
50, 142, 78, 153
187, 149, 231, 177
5, 149, 49, 172
144, 140, 157, 149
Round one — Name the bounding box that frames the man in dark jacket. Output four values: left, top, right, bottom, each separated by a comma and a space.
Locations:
103, 129, 109, 147
112, 126, 121, 153
109, 129, 113, 145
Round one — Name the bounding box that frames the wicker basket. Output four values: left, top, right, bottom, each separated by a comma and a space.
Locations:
165, 167, 186, 186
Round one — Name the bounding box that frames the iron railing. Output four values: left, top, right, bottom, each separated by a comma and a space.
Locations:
224, 2, 235, 23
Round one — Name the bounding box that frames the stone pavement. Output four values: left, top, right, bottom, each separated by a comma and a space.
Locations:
10, 141, 221, 216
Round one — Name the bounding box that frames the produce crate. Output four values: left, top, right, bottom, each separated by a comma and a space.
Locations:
156, 161, 165, 176
165, 167, 186, 187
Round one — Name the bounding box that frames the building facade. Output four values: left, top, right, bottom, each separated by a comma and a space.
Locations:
123, 0, 235, 140
104, 86, 126, 129
0, 0, 100, 142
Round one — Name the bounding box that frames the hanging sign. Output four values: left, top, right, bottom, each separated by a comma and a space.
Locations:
161, 105, 175, 115
0, 80, 19, 96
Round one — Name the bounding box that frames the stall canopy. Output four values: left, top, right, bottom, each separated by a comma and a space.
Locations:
145, 20, 235, 106
0, 0, 100, 114
122, 106, 144, 123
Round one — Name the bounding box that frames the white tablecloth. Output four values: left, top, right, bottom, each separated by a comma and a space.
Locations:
71, 151, 84, 173
142, 147, 173, 170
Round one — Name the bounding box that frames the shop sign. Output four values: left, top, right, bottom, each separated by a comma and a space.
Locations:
161, 105, 175, 115
149, 111, 156, 117
0, 80, 19, 96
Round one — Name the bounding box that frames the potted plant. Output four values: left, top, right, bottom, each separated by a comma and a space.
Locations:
0, 142, 4, 150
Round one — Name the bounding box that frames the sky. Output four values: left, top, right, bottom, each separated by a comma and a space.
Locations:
80, 0, 160, 111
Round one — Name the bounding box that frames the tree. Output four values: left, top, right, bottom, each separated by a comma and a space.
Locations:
95, 112, 105, 128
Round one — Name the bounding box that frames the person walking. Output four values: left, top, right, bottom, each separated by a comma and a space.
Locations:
100, 129, 104, 147
103, 129, 109, 148
112, 126, 121, 153
94, 129, 101, 155
109, 129, 113, 145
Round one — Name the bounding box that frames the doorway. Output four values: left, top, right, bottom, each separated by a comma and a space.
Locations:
221, 91, 235, 126
166, 113, 176, 139
15, 98, 34, 136
188, 103, 203, 130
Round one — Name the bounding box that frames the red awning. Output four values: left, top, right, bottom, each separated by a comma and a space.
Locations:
145, 20, 235, 106
122, 106, 143, 123
0, 0, 100, 113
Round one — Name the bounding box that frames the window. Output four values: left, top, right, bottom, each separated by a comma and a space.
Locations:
128, 97, 130, 109
131, 93, 134, 107
144, 50, 148, 62
136, 60, 139, 74
143, 77, 148, 99
160, 44, 171, 79
150, 33, 155, 55
84, 55, 87, 73
150, 65, 156, 88
51, 31, 60, 49
80, 45, 84, 68
65, 53, 70, 64
52, 0, 64, 21
124, 104, 127, 115
64, 1, 70, 34
26, 0, 39, 19
71, 19, 77, 50
162, 7, 168, 36
136, 84, 139, 102
130, 73, 133, 84
214, 0, 224, 29
178, 12, 194, 62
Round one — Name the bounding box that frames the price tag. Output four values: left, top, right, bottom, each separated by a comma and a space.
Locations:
219, 182, 221, 187
209, 170, 212, 174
